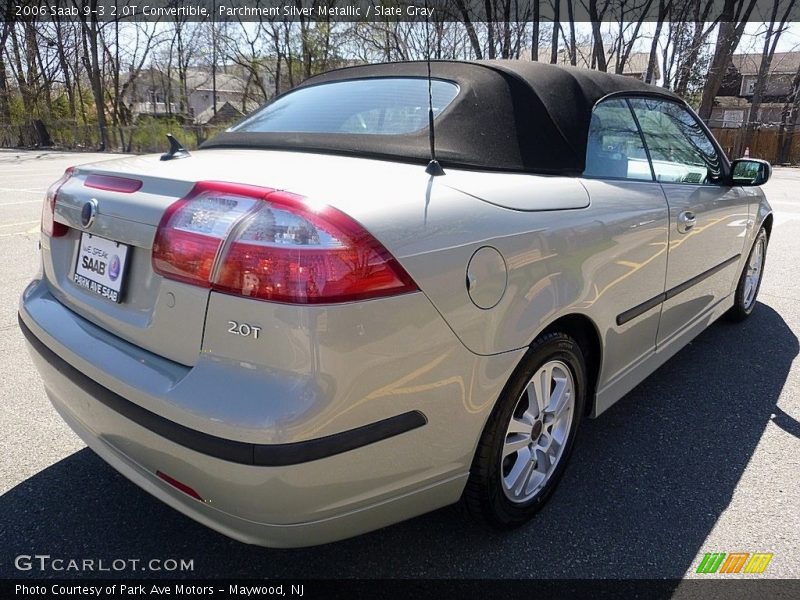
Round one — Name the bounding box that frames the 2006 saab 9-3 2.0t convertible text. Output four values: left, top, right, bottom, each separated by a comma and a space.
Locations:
19, 60, 772, 547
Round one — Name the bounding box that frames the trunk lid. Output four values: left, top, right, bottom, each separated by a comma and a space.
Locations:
45, 149, 438, 366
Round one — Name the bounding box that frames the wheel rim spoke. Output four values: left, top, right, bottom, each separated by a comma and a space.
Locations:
546, 376, 569, 418
504, 446, 532, 493
506, 416, 533, 436
500, 359, 576, 504
503, 434, 531, 459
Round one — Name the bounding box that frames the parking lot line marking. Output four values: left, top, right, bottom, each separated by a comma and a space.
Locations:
0, 200, 40, 206
0, 230, 36, 238
0, 188, 44, 194
0, 220, 38, 229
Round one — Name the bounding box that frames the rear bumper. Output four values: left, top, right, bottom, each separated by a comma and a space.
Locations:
18, 278, 522, 546
20, 316, 427, 466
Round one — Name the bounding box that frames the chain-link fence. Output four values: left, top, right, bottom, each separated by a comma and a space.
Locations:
0, 120, 230, 154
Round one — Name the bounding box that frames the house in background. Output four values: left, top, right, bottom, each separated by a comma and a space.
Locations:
123, 68, 180, 116
121, 66, 256, 124
184, 69, 254, 122
710, 52, 800, 128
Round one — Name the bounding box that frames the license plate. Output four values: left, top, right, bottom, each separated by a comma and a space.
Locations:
73, 232, 130, 303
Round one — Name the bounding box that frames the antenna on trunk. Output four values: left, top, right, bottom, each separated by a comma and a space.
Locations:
423, 0, 444, 177
161, 134, 190, 161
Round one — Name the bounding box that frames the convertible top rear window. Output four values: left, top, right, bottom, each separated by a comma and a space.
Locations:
229, 78, 459, 135
205, 61, 683, 174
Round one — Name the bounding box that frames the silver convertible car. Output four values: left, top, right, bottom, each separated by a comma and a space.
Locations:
19, 61, 772, 547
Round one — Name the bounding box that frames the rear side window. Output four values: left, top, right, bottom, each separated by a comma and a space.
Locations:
583, 99, 652, 181
629, 98, 722, 184
229, 78, 459, 135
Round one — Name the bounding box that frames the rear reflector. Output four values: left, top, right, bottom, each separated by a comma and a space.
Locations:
153, 181, 418, 304
84, 174, 142, 193
42, 167, 74, 238
156, 470, 203, 501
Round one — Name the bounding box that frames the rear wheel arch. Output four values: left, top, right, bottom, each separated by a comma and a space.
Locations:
538, 313, 602, 417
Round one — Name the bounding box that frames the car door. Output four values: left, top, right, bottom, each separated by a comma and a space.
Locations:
580, 98, 670, 386
629, 97, 750, 347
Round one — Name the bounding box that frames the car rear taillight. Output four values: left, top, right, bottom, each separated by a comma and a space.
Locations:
152, 181, 266, 286
42, 167, 74, 238
153, 181, 418, 303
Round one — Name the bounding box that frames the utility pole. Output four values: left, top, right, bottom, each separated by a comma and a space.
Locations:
212, 0, 217, 116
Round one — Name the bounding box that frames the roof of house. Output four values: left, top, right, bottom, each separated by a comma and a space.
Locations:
195, 101, 245, 125
185, 69, 247, 94
120, 67, 250, 96
732, 52, 800, 76
203, 59, 679, 174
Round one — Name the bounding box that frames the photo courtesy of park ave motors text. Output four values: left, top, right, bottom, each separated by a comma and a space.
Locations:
1, 0, 799, 593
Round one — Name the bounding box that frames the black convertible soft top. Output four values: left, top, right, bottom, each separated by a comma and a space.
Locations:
202, 60, 682, 175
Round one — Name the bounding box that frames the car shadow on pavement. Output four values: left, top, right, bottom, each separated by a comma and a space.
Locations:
1, 303, 797, 579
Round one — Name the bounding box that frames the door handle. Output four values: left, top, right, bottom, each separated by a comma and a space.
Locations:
677, 210, 696, 233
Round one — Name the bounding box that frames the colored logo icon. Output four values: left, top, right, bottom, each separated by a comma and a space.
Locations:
108, 255, 121, 282
696, 552, 773, 574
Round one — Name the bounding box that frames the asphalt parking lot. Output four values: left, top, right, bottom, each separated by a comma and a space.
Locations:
1, 149, 798, 580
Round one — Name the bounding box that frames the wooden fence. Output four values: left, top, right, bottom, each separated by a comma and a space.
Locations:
710, 127, 800, 165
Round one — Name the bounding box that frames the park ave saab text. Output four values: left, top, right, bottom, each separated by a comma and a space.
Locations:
15, 584, 303, 596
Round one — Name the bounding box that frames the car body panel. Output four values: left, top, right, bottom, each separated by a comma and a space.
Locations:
656, 182, 750, 346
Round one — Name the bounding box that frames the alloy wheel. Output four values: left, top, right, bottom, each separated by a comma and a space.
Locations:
743, 236, 765, 310
500, 360, 576, 504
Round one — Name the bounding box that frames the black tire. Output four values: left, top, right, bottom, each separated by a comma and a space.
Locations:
462, 332, 586, 529
727, 228, 768, 322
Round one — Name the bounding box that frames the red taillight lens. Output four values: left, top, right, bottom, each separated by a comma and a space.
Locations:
84, 174, 142, 193
152, 182, 269, 286
152, 181, 418, 304
214, 191, 418, 303
42, 167, 74, 238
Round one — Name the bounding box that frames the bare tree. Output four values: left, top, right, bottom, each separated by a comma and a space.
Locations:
530, 0, 540, 61
550, 0, 560, 63
0, 6, 14, 125
103, 20, 161, 151
586, 0, 610, 71
666, 1, 718, 95
743, 0, 797, 148
645, 0, 672, 83
777, 56, 800, 163
75, 0, 110, 149
698, 0, 758, 120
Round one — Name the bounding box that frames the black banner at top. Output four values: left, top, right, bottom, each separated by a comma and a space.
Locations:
3, 0, 800, 23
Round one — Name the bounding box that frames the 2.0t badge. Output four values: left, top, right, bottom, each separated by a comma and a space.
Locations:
227, 320, 261, 339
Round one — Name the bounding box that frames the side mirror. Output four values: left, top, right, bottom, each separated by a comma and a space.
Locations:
730, 158, 771, 186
